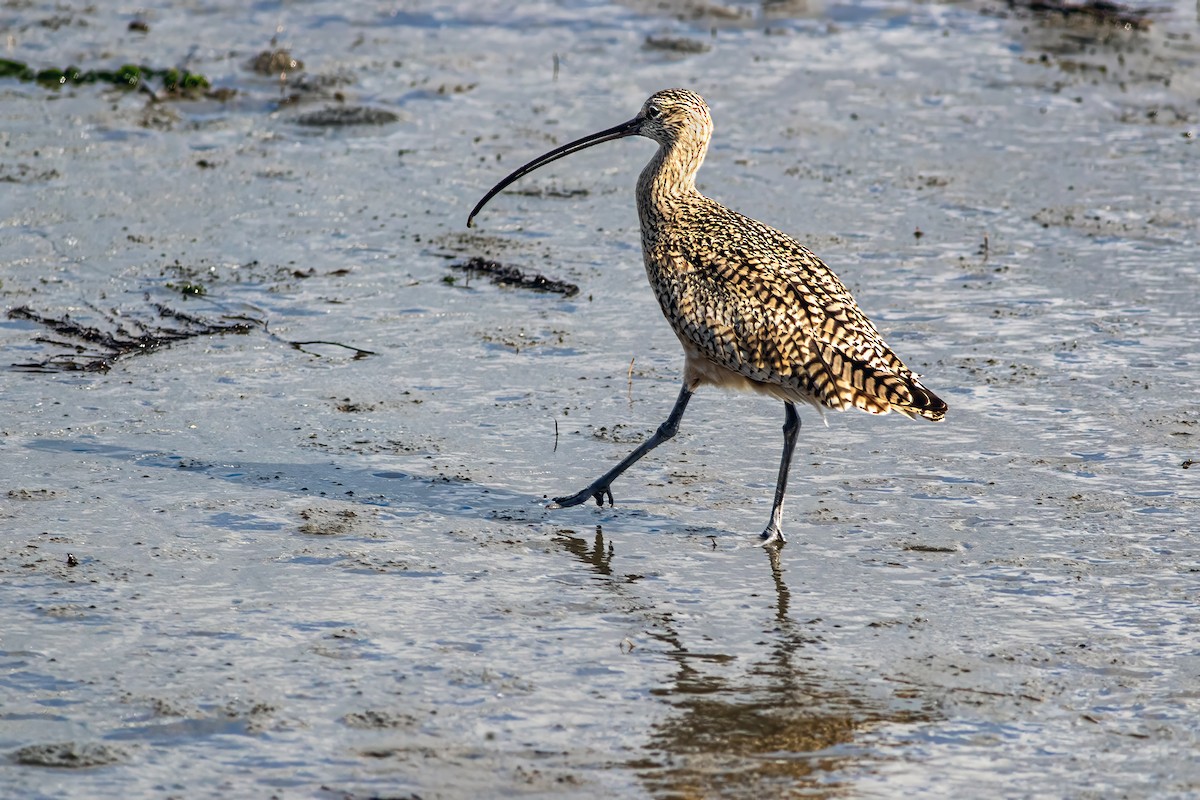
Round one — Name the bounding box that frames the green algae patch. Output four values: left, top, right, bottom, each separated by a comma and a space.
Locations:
0, 58, 210, 96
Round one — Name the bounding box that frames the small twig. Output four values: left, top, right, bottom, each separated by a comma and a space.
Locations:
288, 340, 376, 359
553, 417, 560, 453
627, 356, 636, 405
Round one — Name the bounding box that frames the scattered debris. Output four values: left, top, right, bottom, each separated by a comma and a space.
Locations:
449, 257, 579, 297
510, 185, 589, 199
342, 709, 419, 729
435, 82, 476, 95
902, 542, 960, 553
165, 281, 206, 296
644, 35, 711, 53
7, 488, 60, 500
298, 507, 357, 536
0, 164, 60, 183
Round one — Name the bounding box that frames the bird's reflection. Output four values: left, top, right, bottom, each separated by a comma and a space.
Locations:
640, 545, 931, 797
555, 530, 933, 797
555, 525, 614, 575
767, 545, 791, 622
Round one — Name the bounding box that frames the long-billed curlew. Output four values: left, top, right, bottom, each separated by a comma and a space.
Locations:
467, 89, 946, 545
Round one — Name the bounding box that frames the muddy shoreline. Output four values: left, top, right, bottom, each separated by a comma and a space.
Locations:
3, 0, 1198, 797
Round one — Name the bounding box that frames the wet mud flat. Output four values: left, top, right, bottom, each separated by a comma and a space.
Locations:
2, 0, 1199, 798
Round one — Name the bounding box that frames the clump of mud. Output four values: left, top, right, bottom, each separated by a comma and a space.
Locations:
341, 709, 419, 729
10, 741, 131, 768
294, 105, 400, 126
298, 507, 358, 536
249, 49, 304, 75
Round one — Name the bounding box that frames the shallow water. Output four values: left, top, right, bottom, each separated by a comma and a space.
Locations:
2, 0, 1199, 797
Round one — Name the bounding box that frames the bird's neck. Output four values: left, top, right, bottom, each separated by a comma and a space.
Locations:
636, 139, 706, 225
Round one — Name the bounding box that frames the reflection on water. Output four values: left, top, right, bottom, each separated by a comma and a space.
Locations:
556, 525, 615, 575
555, 532, 935, 798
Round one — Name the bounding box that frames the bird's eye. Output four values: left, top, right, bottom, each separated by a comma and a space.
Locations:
646, 105, 662, 120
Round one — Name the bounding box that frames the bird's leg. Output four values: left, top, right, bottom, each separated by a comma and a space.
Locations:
761, 402, 800, 546
550, 384, 694, 509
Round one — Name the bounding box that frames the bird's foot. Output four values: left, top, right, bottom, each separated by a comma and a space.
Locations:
760, 525, 786, 548
548, 484, 613, 510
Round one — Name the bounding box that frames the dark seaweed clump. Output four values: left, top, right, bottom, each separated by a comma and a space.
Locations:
1005, 0, 1158, 29
449, 257, 579, 297
294, 106, 400, 127
7, 304, 259, 373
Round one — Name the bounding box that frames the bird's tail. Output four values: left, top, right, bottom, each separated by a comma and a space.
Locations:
822, 348, 948, 422
897, 379, 947, 422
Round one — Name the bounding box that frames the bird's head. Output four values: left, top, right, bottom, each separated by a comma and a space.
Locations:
634, 89, 713, 148
467, 89, 713, 227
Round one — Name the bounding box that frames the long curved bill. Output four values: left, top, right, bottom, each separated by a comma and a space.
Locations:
467, 116, 641, 228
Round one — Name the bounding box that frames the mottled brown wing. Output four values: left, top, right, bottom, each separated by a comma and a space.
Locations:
661, 203, 946, 420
